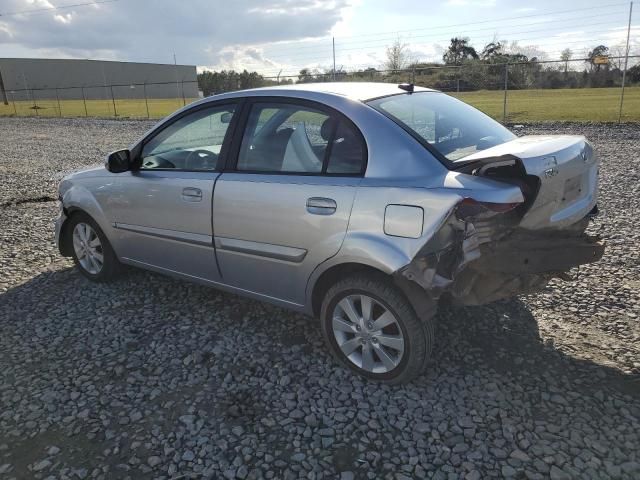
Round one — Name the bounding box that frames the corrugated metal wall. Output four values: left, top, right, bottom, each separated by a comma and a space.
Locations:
0, 58, 198, 101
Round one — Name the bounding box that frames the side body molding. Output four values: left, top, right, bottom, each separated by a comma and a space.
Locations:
115, 223, 213, 247
214, 237, 307, 263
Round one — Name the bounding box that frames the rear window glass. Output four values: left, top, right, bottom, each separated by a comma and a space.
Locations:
367, 92, 515, 164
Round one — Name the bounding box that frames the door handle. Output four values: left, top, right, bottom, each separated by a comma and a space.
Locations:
182, 187, 202, 202
307, 197, 337, 215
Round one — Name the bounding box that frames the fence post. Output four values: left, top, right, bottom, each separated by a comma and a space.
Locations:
81, 87, 88, 117
181, 80, 186, 106
502, 63, 508, 124
10, 91, 17, 116
110, 85, 117, 118
143, 82, 150, 119
55, 88, 62, 117
33, 89, 39, 117
618, 1, 633, 124
0, 69, 8, 105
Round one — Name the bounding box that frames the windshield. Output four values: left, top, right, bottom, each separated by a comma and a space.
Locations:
367, 92, 516, 164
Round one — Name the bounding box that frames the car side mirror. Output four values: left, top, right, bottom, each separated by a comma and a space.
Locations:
106, 149, 131, 173
220, 112, 233, 124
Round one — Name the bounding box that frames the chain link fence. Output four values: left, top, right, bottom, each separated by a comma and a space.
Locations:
266, 56, 640, 123
1, 56, 639, 122
0, 80, 199, 119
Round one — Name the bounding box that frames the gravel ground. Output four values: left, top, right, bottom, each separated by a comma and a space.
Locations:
0, 117, 639, 480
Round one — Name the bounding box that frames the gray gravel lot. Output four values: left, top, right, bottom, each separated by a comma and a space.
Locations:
0, 117, 639, 479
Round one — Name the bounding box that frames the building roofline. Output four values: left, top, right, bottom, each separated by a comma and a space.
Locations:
0, 57, 196, 68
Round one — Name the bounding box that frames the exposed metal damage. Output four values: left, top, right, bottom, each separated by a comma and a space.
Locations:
397, 198, 605, 311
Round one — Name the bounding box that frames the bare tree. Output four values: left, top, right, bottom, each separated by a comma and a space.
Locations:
560, 48, 573, 73
506, 41, 546, 61
609, 45, 626, 70
385, 38, 409, 72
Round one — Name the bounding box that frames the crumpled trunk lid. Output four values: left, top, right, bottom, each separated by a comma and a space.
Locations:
456, 135, 599, 230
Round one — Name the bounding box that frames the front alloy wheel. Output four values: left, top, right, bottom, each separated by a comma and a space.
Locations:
67, 212, 121, 282
72, 222, 104, 274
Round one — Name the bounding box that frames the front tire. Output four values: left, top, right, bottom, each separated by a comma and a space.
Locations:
68, 212, 121, 282
320, 273, 433, 384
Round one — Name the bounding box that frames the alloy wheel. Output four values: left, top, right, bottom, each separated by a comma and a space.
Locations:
332, 294, 405, 374
72, 222, 104, 275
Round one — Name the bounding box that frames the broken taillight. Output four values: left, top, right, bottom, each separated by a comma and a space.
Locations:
456, 197, 520, 220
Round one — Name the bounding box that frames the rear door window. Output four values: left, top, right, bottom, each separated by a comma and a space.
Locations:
235, 101, 366, 175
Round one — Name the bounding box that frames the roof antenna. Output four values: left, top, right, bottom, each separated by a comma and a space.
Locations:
398, 83, 414, 93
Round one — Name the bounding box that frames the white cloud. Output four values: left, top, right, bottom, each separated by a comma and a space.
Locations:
445, 0, 496, 6
53, 13, 73, 24
0, 0, 354, 69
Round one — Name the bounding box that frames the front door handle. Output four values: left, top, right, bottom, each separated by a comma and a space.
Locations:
307, 197, 337, 215
182, 187, 202, 202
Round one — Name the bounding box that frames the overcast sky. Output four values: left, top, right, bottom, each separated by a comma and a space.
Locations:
0, 0, 638, 77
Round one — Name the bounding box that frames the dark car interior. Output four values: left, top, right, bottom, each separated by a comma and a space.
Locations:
238, 106, 364, 174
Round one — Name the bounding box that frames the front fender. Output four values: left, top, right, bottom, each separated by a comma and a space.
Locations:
58, 183, 115, 256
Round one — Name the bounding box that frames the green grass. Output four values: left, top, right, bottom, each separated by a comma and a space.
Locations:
0, 98, 199, 119
450, 86, 640, 122
1, 86, 638, 122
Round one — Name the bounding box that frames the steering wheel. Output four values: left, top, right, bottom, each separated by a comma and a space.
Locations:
184, 149, 218, 170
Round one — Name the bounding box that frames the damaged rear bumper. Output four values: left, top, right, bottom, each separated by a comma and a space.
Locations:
396, 212, 605, 309
472, 231, 605, 275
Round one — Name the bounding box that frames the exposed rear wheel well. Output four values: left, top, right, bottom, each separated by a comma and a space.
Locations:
311, 263, 390, 318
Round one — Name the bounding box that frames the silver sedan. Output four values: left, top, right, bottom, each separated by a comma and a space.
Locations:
55, 82, 604, 383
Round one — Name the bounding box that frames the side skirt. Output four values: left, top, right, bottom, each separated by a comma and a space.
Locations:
119, 257, 308, 313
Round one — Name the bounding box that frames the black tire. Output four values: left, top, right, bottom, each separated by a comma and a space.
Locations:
67, 212, 121, 282
320, 273, 433, 384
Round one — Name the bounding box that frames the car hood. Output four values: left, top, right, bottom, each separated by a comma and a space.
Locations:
62, 165, 108, 180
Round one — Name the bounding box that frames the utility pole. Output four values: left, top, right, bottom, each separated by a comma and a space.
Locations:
0, 69, 8, 105
332, 37, 336, 81
618, 1, 633, 124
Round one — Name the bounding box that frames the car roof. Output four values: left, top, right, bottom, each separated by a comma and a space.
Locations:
207, 82, 437, 103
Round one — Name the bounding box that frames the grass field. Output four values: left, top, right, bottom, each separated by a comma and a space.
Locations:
1, 86, 638, 122
0, 98, 198, 119
452, 86, 640, 122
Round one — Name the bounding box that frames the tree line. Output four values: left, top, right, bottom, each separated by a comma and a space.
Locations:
197, 38, 640, 95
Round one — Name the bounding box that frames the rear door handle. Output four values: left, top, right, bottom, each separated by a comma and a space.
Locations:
307, 197, 337, 215
182, 187, 202, 202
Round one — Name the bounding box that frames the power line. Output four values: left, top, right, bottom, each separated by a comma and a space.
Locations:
247, 10, 630, 59
250, 23, 635, 75
257, 18, 631, 65
255, 33, 639, 77
255, 55, 640, 80
0, 0, 120, 17
257, 1, 628, 52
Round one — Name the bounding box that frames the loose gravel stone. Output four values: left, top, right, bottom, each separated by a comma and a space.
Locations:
0, 118, 638, 478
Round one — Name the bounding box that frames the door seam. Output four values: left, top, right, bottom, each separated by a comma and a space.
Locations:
211, 172, 224, 279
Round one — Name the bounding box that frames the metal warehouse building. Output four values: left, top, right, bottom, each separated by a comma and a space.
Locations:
0, 58, 198, 102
